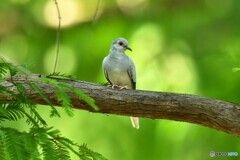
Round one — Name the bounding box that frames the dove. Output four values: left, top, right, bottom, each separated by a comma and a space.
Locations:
102, 37, 139, 129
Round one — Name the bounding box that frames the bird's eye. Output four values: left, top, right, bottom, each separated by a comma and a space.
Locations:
118, 41, 123, 46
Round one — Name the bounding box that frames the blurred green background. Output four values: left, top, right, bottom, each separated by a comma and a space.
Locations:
1, 0, 240, 159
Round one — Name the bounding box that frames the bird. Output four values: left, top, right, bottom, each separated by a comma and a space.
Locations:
102, 37, 139, 129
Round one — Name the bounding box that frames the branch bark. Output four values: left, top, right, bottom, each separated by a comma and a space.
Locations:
1, 74, 240, 136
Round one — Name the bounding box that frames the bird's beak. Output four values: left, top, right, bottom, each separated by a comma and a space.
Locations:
126, 46, 132, 51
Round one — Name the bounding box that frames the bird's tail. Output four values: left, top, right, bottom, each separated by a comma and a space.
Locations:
130, 117, 139, 129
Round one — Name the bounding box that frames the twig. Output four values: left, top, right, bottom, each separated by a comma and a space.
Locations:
92, 0, 100, 25
53, 0, 61, 73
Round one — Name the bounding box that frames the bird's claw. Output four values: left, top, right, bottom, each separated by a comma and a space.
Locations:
107, 84, 118, 89
107, 84, 112, 88
119, 86, 128, 90
112, 85, 118, 89
108, 84, 127, 90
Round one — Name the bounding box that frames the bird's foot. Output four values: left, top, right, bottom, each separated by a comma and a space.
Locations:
107, 84, 112, 88
119, 86, 128, 90
108, 84, 127, 90
107, 84, 119, 89
111, 84, 119, 89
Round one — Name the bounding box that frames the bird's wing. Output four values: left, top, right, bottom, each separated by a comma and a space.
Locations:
102, 57, 112, 85
127, 58, 136, 89
104, 69, 112, 85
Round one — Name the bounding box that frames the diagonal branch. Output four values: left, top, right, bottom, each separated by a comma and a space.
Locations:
1, 74, 240, 136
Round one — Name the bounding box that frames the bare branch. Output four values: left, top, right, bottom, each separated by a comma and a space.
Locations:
53, 0, 61, 73
92, 0, 101, 25
1, 74, 240, 137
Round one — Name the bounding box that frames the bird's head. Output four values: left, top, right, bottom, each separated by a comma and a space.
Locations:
111, 37, 132, 52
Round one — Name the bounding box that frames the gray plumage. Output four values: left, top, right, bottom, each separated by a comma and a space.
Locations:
102, 37, 139, 129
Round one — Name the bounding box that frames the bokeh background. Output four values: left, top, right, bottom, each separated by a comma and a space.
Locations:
1, 0, 240, 159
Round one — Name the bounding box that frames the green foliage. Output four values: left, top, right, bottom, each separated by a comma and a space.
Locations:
48, 72, 76, 80
42, 77, 99, 112
47, 72, 98, 111
28, 82, 60, 118
2, 128, 29, 160
71, 87, 99, 111
0, 102, 25, 122
0, 59, 17, 78
79, 144, 108, 160
0, 61, 106, 160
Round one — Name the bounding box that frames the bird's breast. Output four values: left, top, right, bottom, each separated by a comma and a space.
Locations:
108, 67, 132, 88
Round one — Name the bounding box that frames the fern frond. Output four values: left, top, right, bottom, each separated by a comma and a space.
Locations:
28, 82, 60, 117
21, 131, 41, 160
0, 59, 18, 78
47, 72, 76, 80
41, 78, 74, 117
0, 63, 7, 78
55, 86, 74, 117
0, 102, 25, 122
23, 112, 41, 128
56, 136, 80, 158
72, 87, 99, 111
7, 64, 17, 77
46, 128, 81, 159
47, 130, 71, 160
55, 142, 71, 160
79, 144, 108, 160
31, 127, 58, 160
13, 82, 32, 103
41, 138, 58, 160
58, 81, 98, 111
0, 61, 106, 159
0, 85, 16, 98
11, 82, 47, 127
3, 128, 30, 160
31, 127, 79, 160
0, 130, 7, 160
41, 77, 98, 112
26, 104, 47, 127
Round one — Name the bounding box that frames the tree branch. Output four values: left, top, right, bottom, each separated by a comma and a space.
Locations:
1, 74, 240, 136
